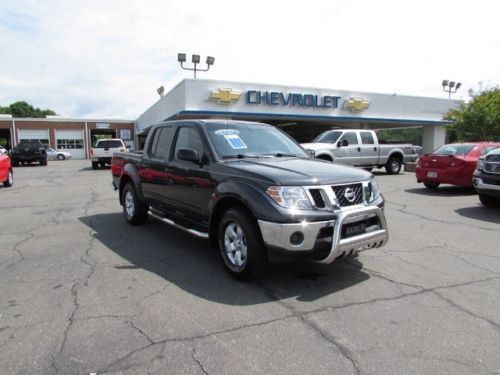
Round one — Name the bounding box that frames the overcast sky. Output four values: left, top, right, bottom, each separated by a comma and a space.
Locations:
1, 0, 499, 119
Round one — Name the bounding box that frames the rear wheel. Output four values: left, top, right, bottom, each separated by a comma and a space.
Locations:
92, 162, 98, 170
122, 183, 149, 225
424, 182, 440, 189
218, 207, 267, 279
40, 158, 47, 166
479, 194, 500, 207
3, 169, 13, 187
57, 154, 65, 160
385, 157, 402, 174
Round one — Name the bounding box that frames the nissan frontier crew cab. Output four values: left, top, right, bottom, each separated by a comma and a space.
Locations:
111, 120, 388, 279
301, 129, 418, 174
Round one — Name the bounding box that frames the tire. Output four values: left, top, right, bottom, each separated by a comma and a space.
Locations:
121, 183, 149, 225
3, 169, 13, 187
12, 160, 19, 167
40, 158, 47, 166
385, 157, 402, 174
363, 167, 373, 172
100, 162, 106, 168
57, 154, 65, 160
424, 182, 440, 189
218, 207, 267, 279
479, 194, 500, 207
92, 162, 98, 170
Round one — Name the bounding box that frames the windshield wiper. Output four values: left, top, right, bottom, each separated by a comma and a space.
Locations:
273, 152, 297, 157
222, 153, 262, 159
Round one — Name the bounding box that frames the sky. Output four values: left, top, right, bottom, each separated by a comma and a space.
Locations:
0, 0, 499, 119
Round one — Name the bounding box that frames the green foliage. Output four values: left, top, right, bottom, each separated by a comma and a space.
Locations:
0, 101, 56, 118
445, 88, 500, 141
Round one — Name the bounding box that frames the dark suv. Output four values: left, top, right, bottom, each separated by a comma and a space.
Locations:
10, 141, 48, 166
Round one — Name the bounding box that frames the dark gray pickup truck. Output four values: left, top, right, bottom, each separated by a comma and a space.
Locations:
111, 120, 388, 278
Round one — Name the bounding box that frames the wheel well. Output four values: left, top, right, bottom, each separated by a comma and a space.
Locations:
388, 152, 403, 162
317, 154, 332, 161
119, 175, 133, 205
209, 197, 253, 248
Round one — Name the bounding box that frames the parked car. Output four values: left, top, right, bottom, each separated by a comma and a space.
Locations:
473, 148, 500, 207
10, 141, 48, 166
0, 152, 13, 187
416, 142, 500, 189
111, 120, 388, 279
46, 147, 72, 160
90, 138, 127, 169
301, 129, 417, 174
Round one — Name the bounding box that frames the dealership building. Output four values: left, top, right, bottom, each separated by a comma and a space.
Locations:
0, 79, 457, 159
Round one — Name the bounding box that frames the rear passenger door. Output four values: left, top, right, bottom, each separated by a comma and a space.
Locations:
358, 131, 379, 165
139, 126, 174, 207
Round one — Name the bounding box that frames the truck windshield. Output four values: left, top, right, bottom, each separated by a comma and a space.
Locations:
314, 131, 343, 143
205, 122, 309, 159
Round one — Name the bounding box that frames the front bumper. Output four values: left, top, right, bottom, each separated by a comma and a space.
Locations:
473, 171, 500, 197
258, 205, 388, 264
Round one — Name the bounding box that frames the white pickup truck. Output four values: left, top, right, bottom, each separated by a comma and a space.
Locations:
90, 138, 128, 169
301, 129, 418, 174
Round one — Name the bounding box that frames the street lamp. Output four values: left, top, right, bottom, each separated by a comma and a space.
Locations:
177, 53, 215, 79
442, 80, 462, 99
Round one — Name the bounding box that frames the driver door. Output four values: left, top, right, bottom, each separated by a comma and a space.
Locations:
334, 131, 360, 165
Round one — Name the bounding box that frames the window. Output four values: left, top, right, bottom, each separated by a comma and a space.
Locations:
57, 139, 84, 149
360, 132, 375, 144
340, 132, 358, 145
174, 127, 204, 160
434, 144, 475, 156
95, 140, 123, 148
150, 127, 173, 160
314, 131, 343, 143
481, 146, 499, 155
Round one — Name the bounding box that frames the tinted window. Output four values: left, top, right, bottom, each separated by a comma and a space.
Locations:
481, 146, 499, 155
360, 132, 375, 144
433, 144, 475, 156
314, 131, 342, 143
154, 127, 173, 160
148, 128, 162, 157
340, 132, 358, 145
174, 127, 204, 160
95, 140, 123, 148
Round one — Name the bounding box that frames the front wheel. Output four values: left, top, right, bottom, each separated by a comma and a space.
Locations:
121, 183, 149, 225
92, 162, 98, 170
218, 207, 267, 279
57, 154, 65, 160
40, 158, 47, 166
479, 194, 500, 207
385, 157, 402, 174
3, 169, 13, 187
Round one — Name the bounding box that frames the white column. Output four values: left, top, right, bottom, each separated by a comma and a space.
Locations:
422, 125, 446, 153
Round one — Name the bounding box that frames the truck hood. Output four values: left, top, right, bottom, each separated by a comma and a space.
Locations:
223, 157, 371, 186
300, 142, 333, 151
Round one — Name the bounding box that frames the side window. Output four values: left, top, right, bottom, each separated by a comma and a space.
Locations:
148, 128, 162, 158
174, 127, 204, 161
149, 127, 173, 160
360, 132, 375, 145
341, 132, 359, 145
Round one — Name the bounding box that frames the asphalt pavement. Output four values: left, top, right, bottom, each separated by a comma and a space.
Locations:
0, 160, 499, 374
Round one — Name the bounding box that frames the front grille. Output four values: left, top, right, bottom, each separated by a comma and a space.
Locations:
332, 183, 363, 207
309, 189, 325, 208
482, 177, 500, 186
484, 163, 500, 174
486, 154, 500, 162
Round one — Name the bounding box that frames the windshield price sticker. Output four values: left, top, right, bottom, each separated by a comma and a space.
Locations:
223, 134, 247, 149
215, 129, 240, 136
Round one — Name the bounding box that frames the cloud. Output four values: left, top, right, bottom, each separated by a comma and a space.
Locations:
0, 0, 499, 118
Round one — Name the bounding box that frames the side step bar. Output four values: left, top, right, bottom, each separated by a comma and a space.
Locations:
148, 211, 209, 239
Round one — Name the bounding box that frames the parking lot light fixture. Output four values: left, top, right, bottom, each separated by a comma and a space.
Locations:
442, 79, 462, 99
178, 53, 215, 79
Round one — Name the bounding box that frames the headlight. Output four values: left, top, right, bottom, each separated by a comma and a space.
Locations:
266, 186, 313, 210
476, 158, 485, 171
365, 178, 380, 203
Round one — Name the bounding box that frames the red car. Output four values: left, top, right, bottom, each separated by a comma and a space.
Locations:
416, 142, 500, 189
0, 152, 13, 188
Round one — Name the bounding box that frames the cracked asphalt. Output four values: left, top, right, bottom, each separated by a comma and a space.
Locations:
0, 160, 499, 375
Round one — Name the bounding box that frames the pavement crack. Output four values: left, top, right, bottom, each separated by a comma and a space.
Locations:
129, 320, 154, 344
191, 346, 209, 374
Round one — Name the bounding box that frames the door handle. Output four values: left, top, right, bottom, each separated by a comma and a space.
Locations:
357, 147, 361, 152
374, 147, 377, 151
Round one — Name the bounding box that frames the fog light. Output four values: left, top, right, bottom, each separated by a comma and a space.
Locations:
290, 231, 304, 246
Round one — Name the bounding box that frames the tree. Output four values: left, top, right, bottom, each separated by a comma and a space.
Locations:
445, 88, 500, 141
0, 101, 56, 118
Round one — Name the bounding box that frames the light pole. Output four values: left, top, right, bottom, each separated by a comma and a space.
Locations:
442, 80, 462, 99
178, 53, 215, 79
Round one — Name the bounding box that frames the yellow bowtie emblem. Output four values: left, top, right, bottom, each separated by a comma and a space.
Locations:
344, 98, 370, 112
208, 88, 241, 104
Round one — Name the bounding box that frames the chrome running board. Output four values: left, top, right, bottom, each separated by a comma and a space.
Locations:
148, 211, 209, 239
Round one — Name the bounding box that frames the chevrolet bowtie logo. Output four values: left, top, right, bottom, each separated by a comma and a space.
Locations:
208, 88, 241, 104
344, 98, 370, 112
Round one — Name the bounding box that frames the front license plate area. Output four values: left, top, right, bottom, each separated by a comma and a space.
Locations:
342, 222, 367, 238
427, 171, 437, 178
